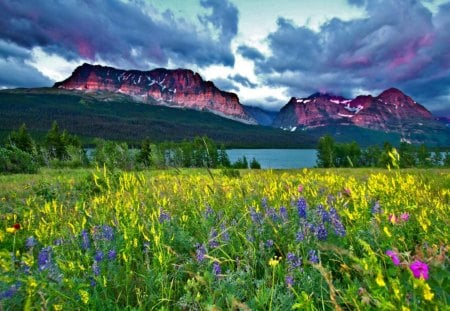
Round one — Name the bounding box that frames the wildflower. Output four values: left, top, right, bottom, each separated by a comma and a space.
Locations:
209, 230, 219, 249
107, 249, 117, 260
94, 250, 104, 262
295, 230, 304, 242
330, 207, 346, 237
423, 282, 434, 301
315, 223, 328, 241
204, 204, 214, 218
409, 260, 429, 280
266, 207, 279, 222
25, 236, 37, 249
81, 230, 90, 250
38, 246, 52, 271
285, 275, 294, 287
383, 226, 392, 237
262, 197, 268, 209
159, 208, 170, 223
6, 223, 20, 234
343, 188, 351, 196
79, 289, 89, 304
101, 225, 114, 241
376, 272, 386, 287
298, 184, 303, 193
279, 206, 288, 222
92, 261, 100, 276
386, 250, 400, 266
250, 208, 263, 225
220, 223, 230, 242
195, 243, 207, 263
317, 204, 330, 223
265, 239, 274, 248
212, 261, 221, 276
400, 213, 410, 222
269, 256, 281, 267
297, 198, 307, 218
371, 201, 382, 214
53, 238, 63, 246
0, 282, 21, 300
389, 214, 398, 224
308, 250, 319, 264
286, 252, 302, 270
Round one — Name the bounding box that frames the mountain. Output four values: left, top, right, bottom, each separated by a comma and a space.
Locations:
54, 63, 256, 124
273, 88, 448, 144
243, 105, 278, 126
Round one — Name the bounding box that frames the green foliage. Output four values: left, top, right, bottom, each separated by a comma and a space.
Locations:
92, 139, 134, 171
0, 146, 39, 174
232, 156, 249, 169
136, 138, 152, 168
316, 134, 335, 168
250, 157, 261, 169
5, 123, 36, 155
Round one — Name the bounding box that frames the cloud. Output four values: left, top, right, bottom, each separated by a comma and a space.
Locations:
237, 45, 265, 61
0, 41, 53, 88
0, 0, 239, 71
229, 74, 257, 88
213, 78, 239, 92
253, 0, 450, 114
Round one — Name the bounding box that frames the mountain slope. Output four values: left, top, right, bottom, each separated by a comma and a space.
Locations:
54, 63, 256, 124
273, 88, 448, 145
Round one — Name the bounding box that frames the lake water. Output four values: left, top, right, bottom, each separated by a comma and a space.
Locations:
226, 149, 317, 169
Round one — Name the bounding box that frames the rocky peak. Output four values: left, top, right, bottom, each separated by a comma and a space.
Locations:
54, 63, 256, 124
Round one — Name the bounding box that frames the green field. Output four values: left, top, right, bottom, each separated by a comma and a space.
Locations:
1, 168, 449, 310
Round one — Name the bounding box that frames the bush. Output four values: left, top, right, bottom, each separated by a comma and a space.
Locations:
0, 146, 39, 174
250, 157, 261, 169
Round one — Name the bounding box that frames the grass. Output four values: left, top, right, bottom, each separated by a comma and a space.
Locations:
0, 167, 449, 310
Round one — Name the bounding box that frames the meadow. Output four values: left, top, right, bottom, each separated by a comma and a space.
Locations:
0, 167, 448, 310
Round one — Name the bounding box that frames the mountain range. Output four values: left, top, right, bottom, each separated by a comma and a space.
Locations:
0, 63, 449, 146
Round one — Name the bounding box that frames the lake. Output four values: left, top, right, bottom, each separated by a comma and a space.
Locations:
226, 149, 317, 169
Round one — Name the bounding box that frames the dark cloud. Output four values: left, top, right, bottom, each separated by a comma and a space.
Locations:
213, 78, 239, 92
229, 74, 257, 88
255, 0, 450, 114
0, 46, 53, 88
0, 0, 238, 70
347, 0, 366, 7
237, 45, 265, 61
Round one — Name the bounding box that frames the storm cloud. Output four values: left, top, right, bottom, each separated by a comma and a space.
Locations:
250, 0, 450, 113
0, 0, 239, 73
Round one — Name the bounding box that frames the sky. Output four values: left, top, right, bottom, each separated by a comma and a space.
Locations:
0, 0, 449, 115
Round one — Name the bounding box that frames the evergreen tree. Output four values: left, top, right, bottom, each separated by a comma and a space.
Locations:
45, 121, 66, 160
137, 138, 152, 167
6, 124, 36, 154
398, 142, 416, 168
218, 144, 231, 167
250, 157, 261, 169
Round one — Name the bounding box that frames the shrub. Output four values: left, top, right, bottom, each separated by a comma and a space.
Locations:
0, 146, 39, 174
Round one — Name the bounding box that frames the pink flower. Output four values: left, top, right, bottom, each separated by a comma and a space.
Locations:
409, 260, 429, 280
386, 250, 400, 266
298, 184, 303, 193
400, 213, 409, 222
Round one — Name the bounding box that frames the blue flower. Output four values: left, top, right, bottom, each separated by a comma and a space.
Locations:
296, 230, 305, 242
279, 206, 288, 222
297, 198, 307, 218
308, 250, 319, 264
371, 201, 382, 214
265, 239, 274, 248
25, 236, 37, 249
315, 223, 328, 241
317, 204, 330, 223
213, 261, 221, 276
159, 208, 171, 223
81, 229, 90, 250
108, 249, 117, 260
195, 244, 207, 263
38, 246, 52, 271
94, 250, 104, 262
92, 261, 100, 276
285, 275, 294, 287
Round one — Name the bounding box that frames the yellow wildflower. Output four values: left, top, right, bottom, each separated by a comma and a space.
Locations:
79, 289, 89, 305
53, 304, 63, 311
375, 272, 386, 287
269, 256, 281, 267
383, 226, 392, 237
423, 283, 434, 301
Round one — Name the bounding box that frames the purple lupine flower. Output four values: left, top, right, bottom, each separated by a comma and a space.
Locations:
371, 201, 382, 214
159, 208, 170, 223
25, 236, 37, 249
296, 230, 305, 242
209, 230, 219, 249
262, 197, 268, 209
315, 223, 328, 241
0, 282, 21, 300
101, 225, 114, 241
266, 208, 279, 222
409, 260, 429, 280
53, 238, 63, 246
287, 252, 302, 270
329, 208, 346, 237
108, 249, 117, 260
250, 208, 263, 225
265, 240, 274, 248
220, 223, 230, 242
38, 246, 52, 271
196, 244, 207, 263
317, 204, 330, 223
81, 229, 90, 250
386, 250, 400, 266
285, 275, 294, 287
90, 277, 97, 287
92, 261, 100, 276
279, 206, 288, 222
94, 250, 104, 262
204, 204, 214, 218
213, 261, 221, 276
308, 250, 319, 264
297, 198, 307, 218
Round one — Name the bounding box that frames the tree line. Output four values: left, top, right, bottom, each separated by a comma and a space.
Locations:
0, 122, 261, 174
316, 134, 450, 168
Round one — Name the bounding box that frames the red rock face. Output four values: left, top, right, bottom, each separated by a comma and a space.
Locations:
54, 63, 256, 124
273, 89, 435, 133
